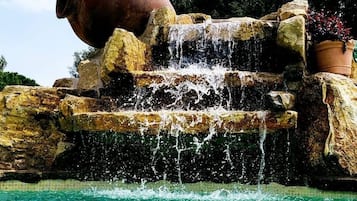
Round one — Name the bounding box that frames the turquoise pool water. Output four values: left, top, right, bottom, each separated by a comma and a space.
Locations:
0, 181, 356, 201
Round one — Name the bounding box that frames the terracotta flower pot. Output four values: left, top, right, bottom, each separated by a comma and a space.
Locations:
314, 40, 355, 76
56, 0, 174, 48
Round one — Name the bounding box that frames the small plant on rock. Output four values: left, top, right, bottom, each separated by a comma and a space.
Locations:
306, 9, 353, 51
306, 9, 355, 76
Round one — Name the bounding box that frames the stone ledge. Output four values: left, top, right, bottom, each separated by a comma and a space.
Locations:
297, 73, 357, 177
61, 110, 297, 135
128, 70, 283, 88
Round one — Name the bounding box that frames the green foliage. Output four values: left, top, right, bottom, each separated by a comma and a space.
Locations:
170, 0, 357, 38
0, 71, 39, 91
353, 41, 357, 62
309, 0, 357, 38
69, 47, 100, 78
171, 0, 290, 18
0, 55, 7, 71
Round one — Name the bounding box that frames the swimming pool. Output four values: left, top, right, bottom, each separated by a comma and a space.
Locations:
0, 180, 355, 201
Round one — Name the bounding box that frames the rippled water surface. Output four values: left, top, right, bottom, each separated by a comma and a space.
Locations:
0, 181, 356, 201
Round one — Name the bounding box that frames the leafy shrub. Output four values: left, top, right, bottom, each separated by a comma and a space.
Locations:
306, 9, 352, 44
0, 71, 38, 91
309, 0, 357, 38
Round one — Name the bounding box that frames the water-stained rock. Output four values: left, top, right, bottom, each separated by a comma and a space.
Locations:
0, 86, 68, 179
277, 16, 306, 62
53, 78, 78, 88
60, 110, 297, 135
77, 60, 102, 90
351, 59, 357, 83
139, 6, 177, 46
278, 0, 308, 21
100, 28, 148, 87
297, 73, 357, 177
267, 91, 296, 111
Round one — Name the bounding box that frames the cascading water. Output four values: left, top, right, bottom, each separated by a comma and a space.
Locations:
65, 17, 293, 186
165, 20, 275, 185
123, 20, 273, 184
168, 21, 239, 69
257, 111, 268, 191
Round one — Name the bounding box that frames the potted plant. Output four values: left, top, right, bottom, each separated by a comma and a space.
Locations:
306, 9, 355, 76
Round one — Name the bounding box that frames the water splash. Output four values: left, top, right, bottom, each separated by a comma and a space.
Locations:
257, 111, 268, 191
94, 18, 282, 185
168, 21, 243, 69
151, 134, 162, 176
83, 187, 286, 201
168, 23, 206, 69
118, 65, 230, 111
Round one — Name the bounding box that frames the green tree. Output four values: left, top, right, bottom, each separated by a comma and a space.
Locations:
170, 0, 355, 37
0, 71, 39, 91
309, 0, 357, 38
0, 55, 39, 91
171, 0, 290, 18
69, 47, 100, 78
0, 55, 7, 71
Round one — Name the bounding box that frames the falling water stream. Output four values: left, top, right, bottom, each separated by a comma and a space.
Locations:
136, 20, 271, 186
257, 111, 268, 192
102, 20, 275, 187
60, 20, 289, 196
168, 22, 235, 184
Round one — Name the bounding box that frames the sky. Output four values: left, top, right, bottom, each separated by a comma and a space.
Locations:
0, 0, 88, 86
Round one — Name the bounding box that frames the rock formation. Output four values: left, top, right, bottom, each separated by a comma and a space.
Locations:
0, 0, 356, 190
0, 86, 69, 180
297, 73, 357, 187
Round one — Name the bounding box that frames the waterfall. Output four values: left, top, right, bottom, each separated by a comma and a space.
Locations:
257, 111, 267, 191
59, 17, 296, 185
168, 21, 241, 69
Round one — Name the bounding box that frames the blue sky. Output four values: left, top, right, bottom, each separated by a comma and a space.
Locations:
0, 0, 88, 86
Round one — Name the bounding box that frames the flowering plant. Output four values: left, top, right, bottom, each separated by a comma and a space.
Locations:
306, 9, 352, 44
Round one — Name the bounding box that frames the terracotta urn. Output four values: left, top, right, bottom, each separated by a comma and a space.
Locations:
56, 0, 175, 48
314, 40, 355, 76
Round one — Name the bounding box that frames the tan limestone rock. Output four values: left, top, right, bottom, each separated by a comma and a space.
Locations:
187, 13, 211, 24
130, 70, 283, 88
101, 28, 148, 86
233, 18, 276, 40
260, 12, 278, 21
350, 59, 357, 83
175, 13, 211, 25
55, 142, 75, 158
59, 95, 104, 132
267, 91, 296, 110
77, 60, 103, 90
139, 6, 177, 46
278, 0, 308, 21
59, 95, 103, 117
53, 78, 78, 88
176, 14, 194, 24
0, 86, 67, 172
298, 73, 357, 176
60, 110, 297, 135
277, 15, 306, 62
